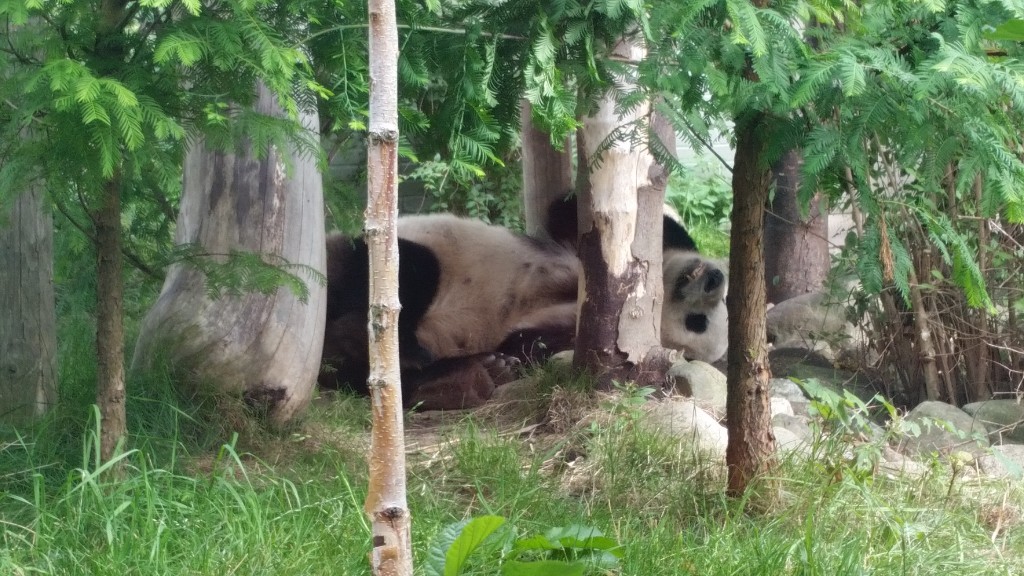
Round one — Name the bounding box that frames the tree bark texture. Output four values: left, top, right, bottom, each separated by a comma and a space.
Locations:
365, 0, 413, 573
131, 82, 326, 426
965, 172, 992, 402
574, 38, 665, 386
96, 174, 127, 461
907, 264, 943, 402
520, 99, 573, 239
764, 149, 829, 304
726, 119, 777, 497
0, 180, 58, 424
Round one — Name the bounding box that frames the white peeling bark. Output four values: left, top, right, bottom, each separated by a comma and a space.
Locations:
364, 0, 412, 573
131, 82, 326, 426
575, 37, 662, 370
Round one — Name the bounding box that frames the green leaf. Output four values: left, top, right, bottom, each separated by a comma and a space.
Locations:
424, 516, 506, 576
543, 525, 621, 556
501, 560, 586, 576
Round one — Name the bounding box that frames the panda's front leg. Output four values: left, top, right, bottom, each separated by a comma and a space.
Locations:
402, 353, 522, 411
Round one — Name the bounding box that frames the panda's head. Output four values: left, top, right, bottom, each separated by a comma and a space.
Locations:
661, 250, 728, 363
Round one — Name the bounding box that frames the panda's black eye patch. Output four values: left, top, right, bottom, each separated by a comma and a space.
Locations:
685, 313, 709, 333
704, 269, 724, 293
672, 276, 691, 300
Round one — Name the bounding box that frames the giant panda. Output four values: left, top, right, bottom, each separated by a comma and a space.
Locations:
321, 204, 727, 410
320, 215, 580, 410
545, 197, 729, 363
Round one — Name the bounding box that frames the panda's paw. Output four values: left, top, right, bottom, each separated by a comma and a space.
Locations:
480, 352, 522, 387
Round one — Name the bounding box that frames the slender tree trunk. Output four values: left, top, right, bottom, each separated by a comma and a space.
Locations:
0, 180, 58, 424
96, 174, 126, 461
574, 38, 668, 387
726, 117, 776, 497
764, 149, 829, 304
365, 0, 412, 573
132, 83, 326, 426
966, 173, 992, 401
520, 99, 573, 238
907, 264, 943, 401
88, 0, 130, 465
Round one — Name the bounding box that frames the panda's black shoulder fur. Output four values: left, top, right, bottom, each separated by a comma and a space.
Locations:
545, 195, 697, 252
323, 233, 440, 384
325, 233, 440, 331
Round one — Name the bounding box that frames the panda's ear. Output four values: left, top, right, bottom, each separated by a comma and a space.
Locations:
545, 194, 579, 250
663, 214, 698, 252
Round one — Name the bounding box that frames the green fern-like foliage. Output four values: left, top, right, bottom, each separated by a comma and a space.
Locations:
0, 0, 324, 297
638, 0, 1024, 320
164, 244, 324, 303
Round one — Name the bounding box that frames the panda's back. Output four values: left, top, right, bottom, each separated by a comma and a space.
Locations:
398, 214, 579, 357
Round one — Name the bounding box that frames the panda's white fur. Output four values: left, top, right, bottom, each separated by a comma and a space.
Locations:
396, 214, 579, 360
320, 214, 579, 410
322, 209, 728, 409
661, 250, 728, 363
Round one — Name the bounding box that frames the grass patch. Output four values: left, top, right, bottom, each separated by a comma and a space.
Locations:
688, 222, 730, 259
3, 369, 1022, 575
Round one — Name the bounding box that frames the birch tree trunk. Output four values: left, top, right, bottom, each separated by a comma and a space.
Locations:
132, 82, 326, 426
574, 38, 669, 387
725, 116, 777, 497
365, 0, 412, 573
0, 180, 58, 425
520, 99, 573, 238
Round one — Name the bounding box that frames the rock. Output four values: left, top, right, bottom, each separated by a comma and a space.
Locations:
547, 350, 575, 367
643, 398, 728, 459
771, 397, 794, 417
766, 292, 859, 359
668, 360, 728, 417
773, 413, 814, 443
774, 426, 811, 458
768, 347, 884, 406
962, 400, 1024, 444
879, 447, 929, 479
769, 378, 810, 414
977, 444, 1024, 479
489, 377, 539, 403
899, 401, 990, 457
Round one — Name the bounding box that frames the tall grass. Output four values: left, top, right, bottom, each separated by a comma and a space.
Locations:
2, 227, 1020, 574
4, 383, 1023, 575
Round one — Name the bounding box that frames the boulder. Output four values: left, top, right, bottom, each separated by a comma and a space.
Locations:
976, 444, 1024, 479
774, 426, 811, 458
879, 447, 929, 479
766, 292, 859, 359
962, 400, 1024, 444
643, 398, 728, 459
771, 397, 794, 418
773, 413, 814, 443
768, 347, 884, 406
668, 360, 728, 417
769, 377, 810, 414
547, 350, 575, 368
899, 401, 990, 457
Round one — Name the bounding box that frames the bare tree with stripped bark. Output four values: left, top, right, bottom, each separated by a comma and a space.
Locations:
364, 0, 413, 573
